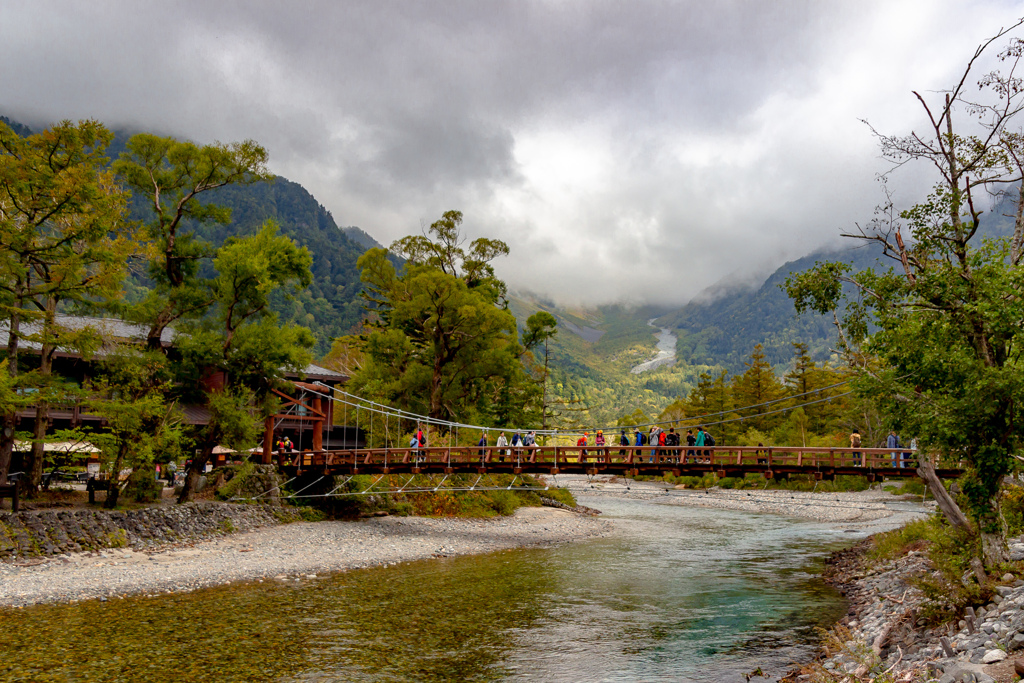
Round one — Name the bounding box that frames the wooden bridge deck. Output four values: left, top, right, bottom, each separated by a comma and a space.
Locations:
282, 445, 961, 481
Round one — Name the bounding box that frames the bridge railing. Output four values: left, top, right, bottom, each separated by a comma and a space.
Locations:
288, 444, 935, 471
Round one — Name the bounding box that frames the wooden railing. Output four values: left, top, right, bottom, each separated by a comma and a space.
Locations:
284, 445, 958, 479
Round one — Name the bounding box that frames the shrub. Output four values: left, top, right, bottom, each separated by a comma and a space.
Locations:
1003, 485, 1024, 536
124, 473, 163, 503
214, 461, 256, 501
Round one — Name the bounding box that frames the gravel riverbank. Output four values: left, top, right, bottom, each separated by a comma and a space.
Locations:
0, 506, 610, 608
550, 475, 933, 530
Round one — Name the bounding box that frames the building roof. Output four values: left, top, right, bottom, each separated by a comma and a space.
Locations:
0, 314, 175, 354
1, 316, 347, 382
297, 363, 347, 382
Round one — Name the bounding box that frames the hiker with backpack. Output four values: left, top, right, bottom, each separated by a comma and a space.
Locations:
703, 430, 716, 460
634, 428, 645, 463
695, 427, 706, 463
686, 429, 696, 463
666, 428, 679, 462
619, 429, 629, 459
850, 429, 862, 466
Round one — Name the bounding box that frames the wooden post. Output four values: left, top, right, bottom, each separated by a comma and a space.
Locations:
263, 417, 274, 465
312, 397, 323, 452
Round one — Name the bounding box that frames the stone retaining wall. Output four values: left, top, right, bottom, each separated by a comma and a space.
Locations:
0, 503, 303, 559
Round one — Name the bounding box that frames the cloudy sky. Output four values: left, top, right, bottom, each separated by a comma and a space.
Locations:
2, 1, 1022, 306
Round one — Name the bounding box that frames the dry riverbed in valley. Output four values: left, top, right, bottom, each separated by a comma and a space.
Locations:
0, 506, 611, 608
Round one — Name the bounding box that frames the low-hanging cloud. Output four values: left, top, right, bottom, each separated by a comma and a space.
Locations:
1, 0, 1020, 306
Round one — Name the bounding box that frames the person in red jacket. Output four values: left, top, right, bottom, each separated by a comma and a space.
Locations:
577, 432, 589, 463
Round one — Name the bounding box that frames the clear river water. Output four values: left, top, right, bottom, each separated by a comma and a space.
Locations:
0, 498, 855, 682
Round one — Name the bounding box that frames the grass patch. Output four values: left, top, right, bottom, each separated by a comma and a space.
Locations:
287, 473, 577, 519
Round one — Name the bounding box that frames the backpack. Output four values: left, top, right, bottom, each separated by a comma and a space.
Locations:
705, 434, 715, 447
851, 434, 861, 448
639, 433, 647, 446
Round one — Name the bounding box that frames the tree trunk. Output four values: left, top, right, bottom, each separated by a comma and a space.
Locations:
979, 494, 1009, 567
0, 285, 25, 482
916, 458, 973, 532
103, 445, 127, 509
178, 441, 214, 504
26, 296, 57, 494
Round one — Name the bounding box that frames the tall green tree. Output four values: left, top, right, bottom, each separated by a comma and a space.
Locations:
175, 222, 315, 502
353, 211, 536, 426
786, 26, 1024, 569
86, 349, 181, 509
522, 311, 558, 429
730, 344, 787, 433
783, 342, 847, 435
0, 119, 133, 487
113, 134, 270, 350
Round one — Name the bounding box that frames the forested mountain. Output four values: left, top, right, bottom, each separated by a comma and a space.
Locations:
654, 189, 1019, 375
507, 294, 715, 426
7, 119, 377, 354
654, 246, 882, 374
132, 174, 370, 353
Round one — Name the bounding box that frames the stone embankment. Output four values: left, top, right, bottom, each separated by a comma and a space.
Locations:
0, 503, 302, 559
808, 539, 1024, 682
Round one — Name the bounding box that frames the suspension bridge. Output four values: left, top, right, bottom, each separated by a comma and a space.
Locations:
261, 380, 963, 485
279, 445, 960, 482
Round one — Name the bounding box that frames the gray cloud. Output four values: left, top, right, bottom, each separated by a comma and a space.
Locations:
1, 0, 1021, 305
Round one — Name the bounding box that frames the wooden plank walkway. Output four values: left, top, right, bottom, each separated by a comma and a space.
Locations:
281, 445, 961, 482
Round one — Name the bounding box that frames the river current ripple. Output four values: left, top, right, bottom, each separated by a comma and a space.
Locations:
0, 498, 853, 682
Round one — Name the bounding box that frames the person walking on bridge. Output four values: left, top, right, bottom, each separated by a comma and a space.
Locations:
695, 427, 706, 463
576, 432, 589, 463
887, 430, 901, 468
496, 431, 508, 461
619, 429, 629, 459
850, 428, 862, 466
477, 432, 488, 461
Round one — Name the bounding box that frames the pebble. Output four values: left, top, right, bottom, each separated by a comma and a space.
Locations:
816, 534, 1024, 680
0, 507, 610, 607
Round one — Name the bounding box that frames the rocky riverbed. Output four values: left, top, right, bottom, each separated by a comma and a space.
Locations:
0, 506, 611, 608
797, 538, 1024, 683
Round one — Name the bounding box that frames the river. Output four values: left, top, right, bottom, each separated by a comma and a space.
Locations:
631, 319, 677, 374
0, 498, 854, 682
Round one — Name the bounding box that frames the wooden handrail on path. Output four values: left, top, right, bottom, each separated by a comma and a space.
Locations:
281, 445, 961, 481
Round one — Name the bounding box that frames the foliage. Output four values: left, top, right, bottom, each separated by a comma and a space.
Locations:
214, 460, 257, 501
173, 221, 315, 502
85, 349, 182, 509
123, 471, 164, 504
293, 473, 575, 519
113, 133, 271, 349
785, 29, 1024, 564
351, 211, 538, 428
1001, 484, 1024, 536
0, 118, 135, 488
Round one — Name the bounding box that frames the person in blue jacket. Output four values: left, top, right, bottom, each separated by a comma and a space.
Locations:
887, 431, 901, 468
477, 432, 488, 460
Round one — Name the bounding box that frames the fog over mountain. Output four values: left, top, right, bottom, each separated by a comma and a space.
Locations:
2, 1, 1021, 306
